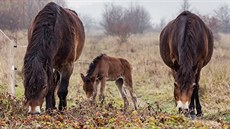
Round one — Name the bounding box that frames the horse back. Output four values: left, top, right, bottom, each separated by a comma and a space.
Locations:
95, 55, 131, 80
160, 11, 213, 69
53, 7, 84, 67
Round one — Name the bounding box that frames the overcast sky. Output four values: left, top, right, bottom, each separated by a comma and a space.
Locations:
66, 0, 229, 24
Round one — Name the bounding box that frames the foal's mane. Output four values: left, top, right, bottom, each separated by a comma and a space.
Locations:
86, 54, 106, 78
23, 2, 59, 99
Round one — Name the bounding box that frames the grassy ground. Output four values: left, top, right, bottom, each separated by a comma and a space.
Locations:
0, 31, 230, 128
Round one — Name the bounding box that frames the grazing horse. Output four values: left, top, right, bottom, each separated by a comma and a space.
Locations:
80, 54, 137, 111
159, 11, 213, 117
23, 2, 85, 114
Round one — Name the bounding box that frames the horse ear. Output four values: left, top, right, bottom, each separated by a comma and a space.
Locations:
173, 60, 180, 72
80, 73, 85, 81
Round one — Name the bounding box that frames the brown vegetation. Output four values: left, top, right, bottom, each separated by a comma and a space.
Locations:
0, 31, 230, 128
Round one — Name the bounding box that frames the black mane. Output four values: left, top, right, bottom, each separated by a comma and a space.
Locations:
176, 12, 197, 89
23, 2, 60, 99
86, 54, 106, 78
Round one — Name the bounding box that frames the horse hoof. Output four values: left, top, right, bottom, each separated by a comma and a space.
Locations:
184, 112, 190, 118
196, 113, 203, 118
99, 99, 104, 105
189, 110, 195, 119
190, 115, 196, 120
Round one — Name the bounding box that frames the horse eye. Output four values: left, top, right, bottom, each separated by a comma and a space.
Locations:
174, 82, 178, 87
42, 85, 47, 89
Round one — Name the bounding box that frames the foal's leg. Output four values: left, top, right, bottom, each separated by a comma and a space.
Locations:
88, 80, 99, 106
46, 70, 60, 111
124, 77, 137, 110
92, 80, 99, 102
57, 64, 74, 111
99, 77, 106, 104
116, 78, 129, 112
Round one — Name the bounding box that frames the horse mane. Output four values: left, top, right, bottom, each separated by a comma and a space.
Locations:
176, 11, 196, 89
86, 54, 106, 78
23, 2, 59, 99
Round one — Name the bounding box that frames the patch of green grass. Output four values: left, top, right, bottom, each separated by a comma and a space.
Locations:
224, 113, 230, 121
15, 84, 24, 99
0, 84, 7, 93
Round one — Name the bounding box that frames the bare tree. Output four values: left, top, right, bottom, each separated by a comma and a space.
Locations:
101, 4, 130, 42
200, 14, 221, 41
180, 0, 191, 12
159, 18, 166, 31
101, 3, 151, 43
0, 0, 66, 31
125, 3, 151, 34
81, 14, 95, 33
214, 4, 230, 33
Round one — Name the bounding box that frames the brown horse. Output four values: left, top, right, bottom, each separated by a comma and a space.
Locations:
23, 2, 85, 114
80, 54, 137, 111
159, 11, 213, 118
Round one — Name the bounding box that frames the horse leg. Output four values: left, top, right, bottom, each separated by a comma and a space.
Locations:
45, 70, 60, 111
93, 80, 99, 101
116, 78, 129, 112
91, 80, 99, 104
189, 89, 196, 119
194, 68, 203, 117
57, 64, 73, 111
195, 84, 203, 117
52, 70, 60, 108
124, 76, 137, 110
46, 91, 55, 111
99, 77, 106, 104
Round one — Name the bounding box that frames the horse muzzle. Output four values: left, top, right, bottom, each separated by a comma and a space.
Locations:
28, 106, 42, 115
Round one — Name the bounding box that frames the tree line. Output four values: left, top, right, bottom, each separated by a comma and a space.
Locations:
100, 3, 151, 42
0, 0, 65, 31
0, 0, 229, 42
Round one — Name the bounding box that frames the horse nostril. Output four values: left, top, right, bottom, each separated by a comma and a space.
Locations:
184, 108, 189, 112
178, 108, 182, 113
178, 107, 189, 115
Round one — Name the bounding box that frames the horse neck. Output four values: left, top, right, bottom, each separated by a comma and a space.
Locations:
85, 65, 98, 79
24, 21, 56, 94
86, 54, 105, 78
28, 4, 58, 59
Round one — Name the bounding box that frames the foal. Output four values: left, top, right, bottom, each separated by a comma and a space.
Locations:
81, 54, 137, 111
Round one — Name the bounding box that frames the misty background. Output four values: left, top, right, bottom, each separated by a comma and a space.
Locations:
0, 0, 229, 41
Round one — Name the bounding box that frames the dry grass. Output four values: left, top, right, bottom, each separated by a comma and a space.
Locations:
0, 30, 230, 126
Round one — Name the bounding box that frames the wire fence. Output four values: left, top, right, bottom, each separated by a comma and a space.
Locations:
0, 29, 16, 96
